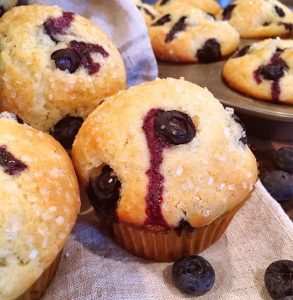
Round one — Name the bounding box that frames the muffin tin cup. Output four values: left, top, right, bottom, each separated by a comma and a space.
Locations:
17, 251, 62, 300
112, 196, 251, 262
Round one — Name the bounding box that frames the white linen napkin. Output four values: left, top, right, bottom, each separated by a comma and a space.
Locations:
43, 181, 293, 300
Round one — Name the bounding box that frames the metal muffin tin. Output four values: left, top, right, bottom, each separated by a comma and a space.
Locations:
158, 0, 293, 141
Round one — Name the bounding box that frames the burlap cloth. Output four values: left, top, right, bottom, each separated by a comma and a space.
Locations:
21, 0, 292, 298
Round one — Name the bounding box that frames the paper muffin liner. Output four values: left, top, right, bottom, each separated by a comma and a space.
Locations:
17, 251, 62, 300
112, 197, 250, 262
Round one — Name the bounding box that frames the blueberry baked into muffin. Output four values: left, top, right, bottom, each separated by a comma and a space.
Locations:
223, 39, 293, 104
72, 78, 258, 261
220, 0, 293, 39
155, 0, 222, 17
0, 112, 80, 299
134, 0, 160, 25
149, 8, 239, 63
0, 5, 126, 149
0, 0, 18, 17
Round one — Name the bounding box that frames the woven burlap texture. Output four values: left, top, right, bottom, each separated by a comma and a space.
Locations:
43, 181, 293, 299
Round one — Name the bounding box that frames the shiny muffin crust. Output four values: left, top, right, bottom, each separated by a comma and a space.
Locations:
223, 39, 293, 104
0, 114, 80, 300
220, 0, 293, 38
72, 78, 258, 230
0, 5, 126, 147
148, 8, 239, 63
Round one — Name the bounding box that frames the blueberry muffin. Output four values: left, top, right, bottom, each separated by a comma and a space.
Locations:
0, 5, 126, 149
136, 2, 160, 26
220, 0, 293, 39
0, 0, 18, 17
149, 8, 239, 63
155, 0, 222, 17
223, 39, 293, 104
72, 78, 258, 261
0, 112, 80, 299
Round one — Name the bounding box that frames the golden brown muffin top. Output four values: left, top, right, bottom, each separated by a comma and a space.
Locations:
0, 114, 80, 300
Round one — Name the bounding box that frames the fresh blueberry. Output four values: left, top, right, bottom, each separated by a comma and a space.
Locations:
51, 48, 81, 73
172, 255, 215, 296
165, 16, 187, 43
151, 14, 171, 26
154, 110, 196, 145
0, 145, 27, 176
273, 147, 293, 173
265, 260, 293, 299
261, 171, 293, 202
274, 6, 285, 18
232, 114, 247, 145
50, 115, 83, 149
222, 4, 236, 20
86, 165, 121, 217
196, 39, 221, 63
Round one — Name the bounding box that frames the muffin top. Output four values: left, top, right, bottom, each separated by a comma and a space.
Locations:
0, 114, 80, 300
148, 8, 239, 63
223, 38, 293, 104
155, 0, 222, 16
72, 78, 258, 230
0, 5, 126, 135
220, 0, 293, 38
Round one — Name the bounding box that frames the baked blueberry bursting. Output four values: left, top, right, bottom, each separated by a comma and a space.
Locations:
172, 256, 215, 296
51, 48, 81, 73
86, 165, 121, 218
264, 260, 293, 299
0, 6, 5, 17
152, 14, 171, 26
44, 11, 74, 42
274, 5, 285, 18
159, 0, 171, 6
165, 16, 187, 43
69, 41, 109, 75
196, 39, 221, 63
51, 115, 83, 149
175, 219, 193, 236
137, 6, 156, 20
280, 22, 293, 32
232, 114, 247, 145
236, 45, 251, 57
254, 50, 288, 101
16, 116, 24, 124
143, 109, 196, 229
0, 145, 27, 176
222, 4, 236, 20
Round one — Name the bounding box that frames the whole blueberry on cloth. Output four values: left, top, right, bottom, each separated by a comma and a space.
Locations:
261, 171, 293, 202
265, 260, 293, 299
172, 255, 215, 296
273, 147, 293, 173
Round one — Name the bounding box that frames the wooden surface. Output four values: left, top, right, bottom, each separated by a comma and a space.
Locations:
248, 135, 293, 220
